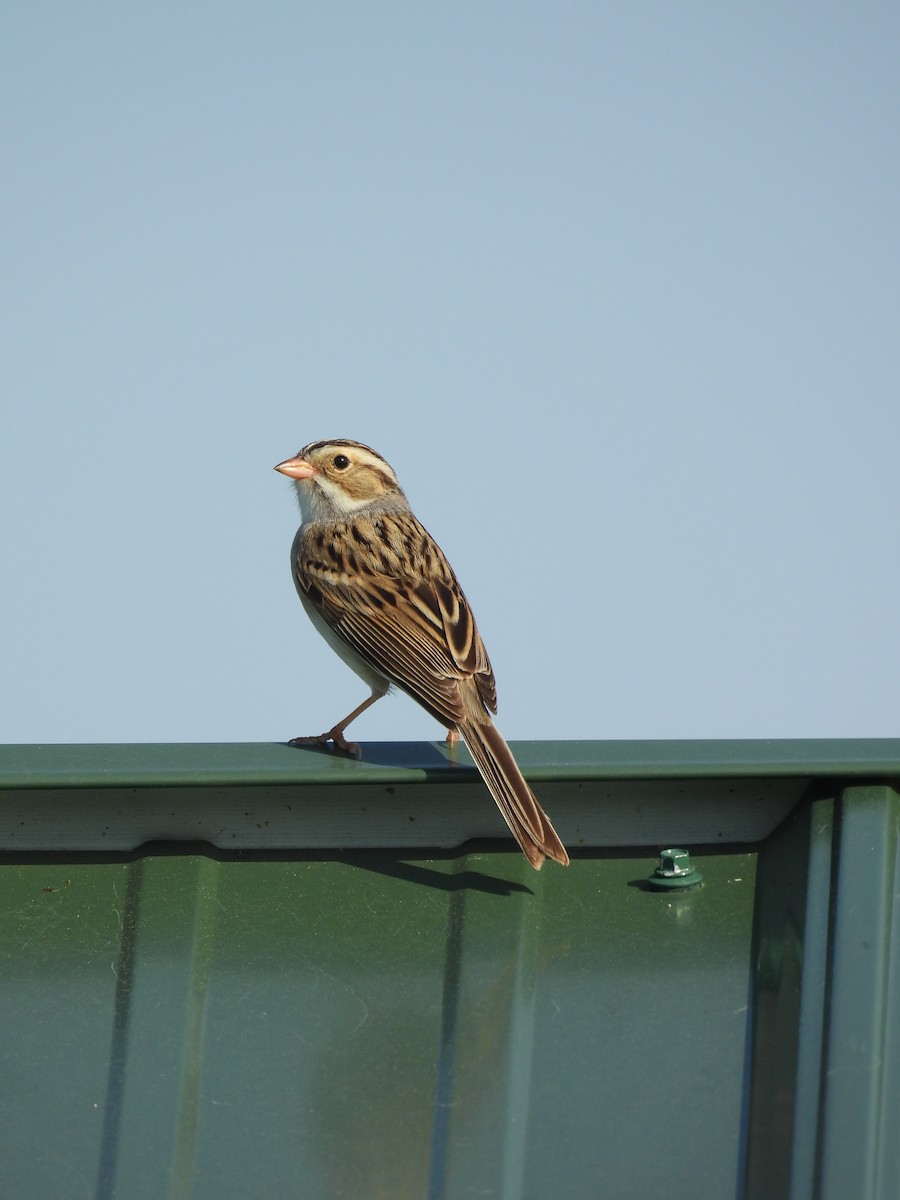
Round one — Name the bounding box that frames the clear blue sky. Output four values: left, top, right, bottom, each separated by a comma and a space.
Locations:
3, 4, 898, 745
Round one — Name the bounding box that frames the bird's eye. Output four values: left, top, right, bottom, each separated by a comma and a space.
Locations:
333, 454, 350, 470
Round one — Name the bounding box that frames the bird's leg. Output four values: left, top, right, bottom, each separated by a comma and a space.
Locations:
289, 692, 384, 757
445, 728, 460, 746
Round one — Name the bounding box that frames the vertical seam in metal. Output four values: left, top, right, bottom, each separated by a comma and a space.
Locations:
426, 863, 467, 1200
96, 858, 144, 1200
170, 855, 221, 1200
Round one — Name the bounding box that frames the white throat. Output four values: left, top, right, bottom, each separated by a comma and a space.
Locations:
292, 475, 373, 524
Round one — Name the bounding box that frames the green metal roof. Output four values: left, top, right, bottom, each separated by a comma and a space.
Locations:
4, 737, 900, 788
1, 740, 899, 1199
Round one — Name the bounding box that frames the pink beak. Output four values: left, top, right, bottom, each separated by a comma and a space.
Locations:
274, 455, 317, 480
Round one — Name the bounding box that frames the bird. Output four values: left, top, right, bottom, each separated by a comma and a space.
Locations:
274, 438, 569, 870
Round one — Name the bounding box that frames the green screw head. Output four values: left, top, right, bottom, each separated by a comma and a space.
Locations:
648, 847, 704, 890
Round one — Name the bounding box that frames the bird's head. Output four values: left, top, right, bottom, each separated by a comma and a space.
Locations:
274, 439, 406, 522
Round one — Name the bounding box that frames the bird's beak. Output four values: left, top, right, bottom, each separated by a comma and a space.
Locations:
274, 456, 317, 480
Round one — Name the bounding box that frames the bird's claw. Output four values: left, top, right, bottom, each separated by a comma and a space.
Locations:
289, 729, 361, 757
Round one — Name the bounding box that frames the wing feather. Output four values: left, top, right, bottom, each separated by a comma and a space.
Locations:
294, 511, 497, 726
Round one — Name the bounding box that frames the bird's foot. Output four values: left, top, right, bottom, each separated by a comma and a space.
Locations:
289, 728, 361, 757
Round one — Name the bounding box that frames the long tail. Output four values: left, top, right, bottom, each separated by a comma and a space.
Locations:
459, 719, 569, 869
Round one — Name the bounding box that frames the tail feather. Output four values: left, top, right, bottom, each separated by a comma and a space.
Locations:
459, 720, 569, 869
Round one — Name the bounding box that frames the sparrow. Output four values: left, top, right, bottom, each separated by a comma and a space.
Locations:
274, 439, 569, 869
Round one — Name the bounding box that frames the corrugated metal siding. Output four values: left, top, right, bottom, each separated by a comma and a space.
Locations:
1, 741, 899, 1199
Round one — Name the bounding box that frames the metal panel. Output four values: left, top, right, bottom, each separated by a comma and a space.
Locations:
6, 738, 900, 854
1, 742, 898, 1199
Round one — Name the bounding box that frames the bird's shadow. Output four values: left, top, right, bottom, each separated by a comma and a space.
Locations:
328, 850, 534, 896
211, 843, 534, 897
279, 738, 477, 779
275, 739, 534, 893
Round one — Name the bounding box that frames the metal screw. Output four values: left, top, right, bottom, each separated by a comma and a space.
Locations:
647, 847, 704, 890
